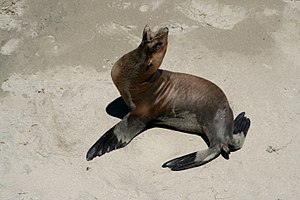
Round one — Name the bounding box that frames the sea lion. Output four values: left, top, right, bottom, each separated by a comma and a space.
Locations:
86, 25, 251, 171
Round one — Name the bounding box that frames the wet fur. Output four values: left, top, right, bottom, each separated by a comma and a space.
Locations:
86, 25, 251, 171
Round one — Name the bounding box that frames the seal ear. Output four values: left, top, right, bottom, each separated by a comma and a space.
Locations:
142, 25, 152, 42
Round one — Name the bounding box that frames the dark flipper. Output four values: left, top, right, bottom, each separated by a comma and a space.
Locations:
86, 114, 147, 161
162, 145, 221, 171
233, 112, 251, 136
106, 97, 130, 119
230, 112, 251, 150
86, 126, 124, 161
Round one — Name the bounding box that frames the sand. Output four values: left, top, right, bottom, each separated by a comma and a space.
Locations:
0, 0, 299, 199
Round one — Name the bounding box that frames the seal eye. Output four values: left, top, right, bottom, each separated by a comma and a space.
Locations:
153, 42, 162, 50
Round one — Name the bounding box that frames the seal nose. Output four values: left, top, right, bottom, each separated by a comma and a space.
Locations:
156, 27, 169, 37
159, 27, 168, 33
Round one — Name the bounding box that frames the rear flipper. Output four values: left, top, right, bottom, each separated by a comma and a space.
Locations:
230, 112, 251, 150
162, 145, 221, 171
233, 112, 250, 136
86, 114, 147, 161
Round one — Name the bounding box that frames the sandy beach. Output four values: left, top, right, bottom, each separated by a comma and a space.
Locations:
1, 0, 299, 199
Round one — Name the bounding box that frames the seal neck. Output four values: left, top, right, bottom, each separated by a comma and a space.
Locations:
123, 44, 162, 84
133, 69, 162, 85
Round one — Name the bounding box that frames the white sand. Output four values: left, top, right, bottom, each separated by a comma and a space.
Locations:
0, 0, 299, 199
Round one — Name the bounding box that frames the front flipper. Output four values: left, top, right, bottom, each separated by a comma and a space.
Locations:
86, 114, 147, 161
162, 145, 221, 171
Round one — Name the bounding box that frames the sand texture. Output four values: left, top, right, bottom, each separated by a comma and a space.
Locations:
0, 0, 299, 199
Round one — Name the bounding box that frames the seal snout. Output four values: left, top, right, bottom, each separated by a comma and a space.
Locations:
155, 27, 169, 38
143, 25, 168, 42
158, 27, 169, 33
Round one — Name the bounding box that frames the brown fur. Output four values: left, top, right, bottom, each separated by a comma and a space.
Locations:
86, 25, 250, 171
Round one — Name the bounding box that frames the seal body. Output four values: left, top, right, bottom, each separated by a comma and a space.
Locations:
86, 25, 250, 171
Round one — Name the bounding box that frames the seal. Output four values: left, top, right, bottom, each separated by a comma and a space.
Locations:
86, 25, 251, 171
